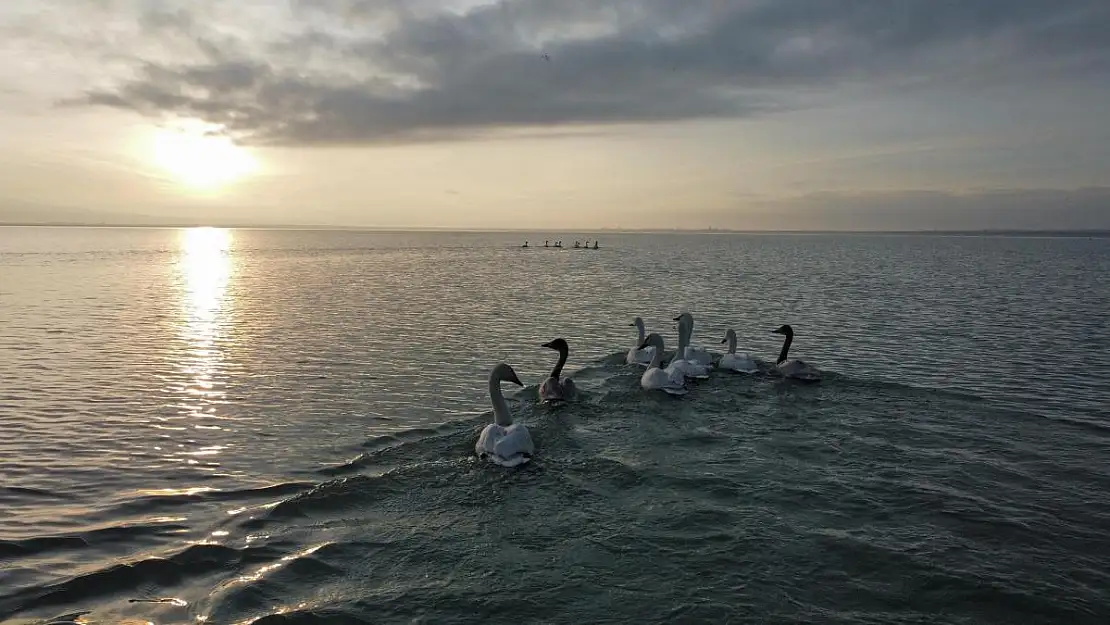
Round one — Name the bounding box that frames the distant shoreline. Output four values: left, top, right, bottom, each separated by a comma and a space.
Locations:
0, 222, 1107, 238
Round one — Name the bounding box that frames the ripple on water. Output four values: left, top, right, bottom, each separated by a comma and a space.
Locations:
1, 229, 1109, 623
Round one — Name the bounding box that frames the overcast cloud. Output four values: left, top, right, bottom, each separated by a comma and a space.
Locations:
18, 0, 1103, 145
1, 0, 1109, 229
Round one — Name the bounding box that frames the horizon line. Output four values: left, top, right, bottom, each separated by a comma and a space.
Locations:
1, 222, 1109, 237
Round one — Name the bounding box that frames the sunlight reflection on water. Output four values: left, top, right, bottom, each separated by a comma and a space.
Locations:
175, 228, 234, 456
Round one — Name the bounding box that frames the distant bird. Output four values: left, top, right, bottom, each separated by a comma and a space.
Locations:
543, 53, 550, 62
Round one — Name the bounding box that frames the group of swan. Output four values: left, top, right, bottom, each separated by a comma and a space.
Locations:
520, 240, 601, 249
630, 312, 820, 394
476, 338, 576, 467
477, 313, 820, 467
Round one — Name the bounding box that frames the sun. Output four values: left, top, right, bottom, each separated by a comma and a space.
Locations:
151, 123, 258, 191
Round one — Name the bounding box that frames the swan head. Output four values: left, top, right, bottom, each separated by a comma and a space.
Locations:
672, 312, 693, 324
629, 316, 644, 328
490, 363, 524, 387
639, 332, 664, 351
771, 324, 794, 337
720, 329, 736, 344
541, 338, 569, 353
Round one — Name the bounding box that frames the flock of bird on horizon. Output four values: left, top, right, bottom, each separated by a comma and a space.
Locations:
476, 312, 820, 467
520, 240, 600, 249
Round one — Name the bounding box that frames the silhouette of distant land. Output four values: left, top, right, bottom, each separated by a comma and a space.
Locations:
1, 221, 1106, 238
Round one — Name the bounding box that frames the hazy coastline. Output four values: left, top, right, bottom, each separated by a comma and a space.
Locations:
2, 222, 1108, 238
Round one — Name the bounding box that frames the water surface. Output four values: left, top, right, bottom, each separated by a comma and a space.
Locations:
2, 227, 1108, 623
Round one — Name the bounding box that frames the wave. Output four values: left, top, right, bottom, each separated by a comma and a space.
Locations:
0, 542, 283, 619
0, 521, 189, 560
98, 481, 319, 521
7, 351, 1108, 624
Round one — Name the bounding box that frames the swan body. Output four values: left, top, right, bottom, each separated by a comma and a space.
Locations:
771, 324, 821, 382
539, 338, 577, 402
476, 364, 535, 467
668, 316, 710, 379
718, 329, 758, 373
672, 313, 715, 366
625, 317, 656, 366
638, 333, 687, 395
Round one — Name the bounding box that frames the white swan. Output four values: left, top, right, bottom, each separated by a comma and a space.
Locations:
771, 324, 821, 382
625, 317, 656, 366
718, 329, 759, 373
672, 312, 715, 366
638, 333, 687, 395
668, 315, 710, 379
475, 363, 535, 467
539, 338, 576, 402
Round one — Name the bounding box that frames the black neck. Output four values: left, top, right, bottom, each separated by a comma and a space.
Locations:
777, 334, 792, 364
550, 346, 568, 379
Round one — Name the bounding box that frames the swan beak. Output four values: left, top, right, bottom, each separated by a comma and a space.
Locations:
720, 338, 727, 344
672, 315, 681, 321
510, 374, 524, 386
771, 329, 783, 334
638, 341, 650, 350
541, 342, 551, 348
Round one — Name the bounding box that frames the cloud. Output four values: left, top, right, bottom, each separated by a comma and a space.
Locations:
41, 0, 1110, 145
712, 186, 1110, 231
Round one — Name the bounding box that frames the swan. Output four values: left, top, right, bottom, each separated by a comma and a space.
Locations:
652, 317, 705, 381
718, 329, 758, 373
672, 313, 715, 366
666, 316, 710, 379
539, 338, 577, 402
625, 317, 656, 366
638, 333, 688, 395
475, 363, 535, 467
771, 324, 821, 382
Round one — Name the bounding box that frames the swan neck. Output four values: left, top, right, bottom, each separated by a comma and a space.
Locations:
677, 319, 690, 358
489, 376, 513, 426
634, 319, 646, 344
777, 334, 792, 364
650, 338, 664, 368
727, 332, 737, 354
550, 346, 568, 379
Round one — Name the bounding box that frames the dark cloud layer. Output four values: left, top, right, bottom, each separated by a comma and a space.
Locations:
69, 0, 1110, 145
726, 186, 1110, 231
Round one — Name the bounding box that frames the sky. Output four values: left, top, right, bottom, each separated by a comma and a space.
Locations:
1, 0, 1109, 230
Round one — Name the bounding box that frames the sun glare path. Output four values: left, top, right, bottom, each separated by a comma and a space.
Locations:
176, 227, 234, 424
152, 125, 258, 192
